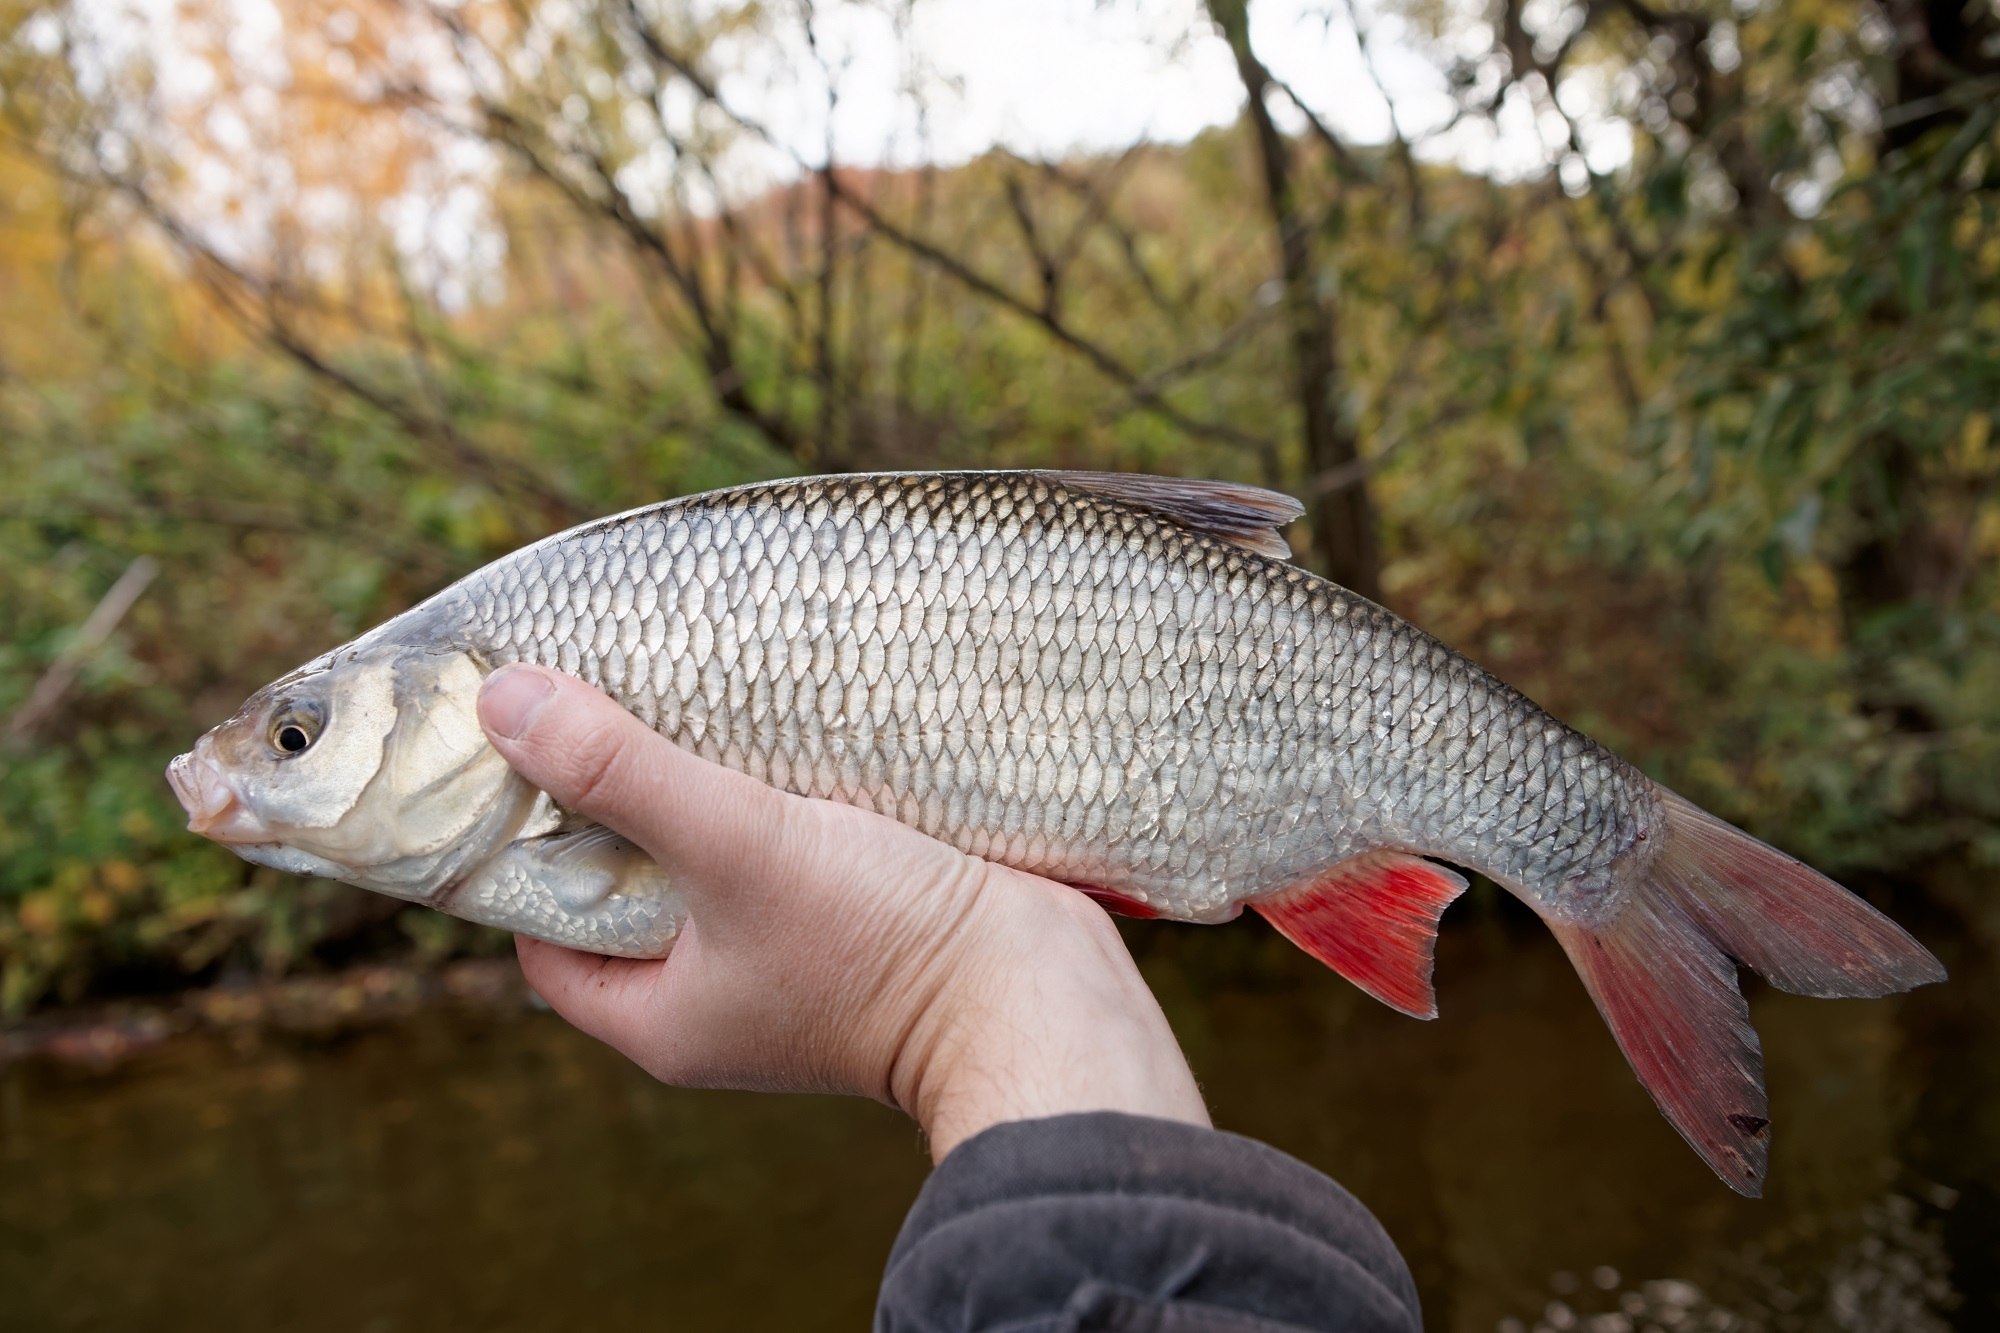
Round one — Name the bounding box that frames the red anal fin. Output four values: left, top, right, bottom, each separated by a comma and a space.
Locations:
1069, 884, 1162, 919
1252, 852, 1468, 1019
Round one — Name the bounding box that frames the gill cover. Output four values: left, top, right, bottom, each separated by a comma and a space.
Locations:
182, 647, 537, 897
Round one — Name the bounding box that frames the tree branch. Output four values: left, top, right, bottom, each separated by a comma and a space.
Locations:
1208, 0, 1381, 595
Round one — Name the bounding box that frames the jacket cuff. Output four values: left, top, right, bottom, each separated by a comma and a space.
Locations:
876, 1112, 1420, 1332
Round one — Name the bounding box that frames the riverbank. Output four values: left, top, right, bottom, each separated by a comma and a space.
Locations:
0, 957, 532, 1071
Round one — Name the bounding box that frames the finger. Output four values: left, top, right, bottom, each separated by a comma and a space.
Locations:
515, 936, 666, 1055
478, 664, 799, 892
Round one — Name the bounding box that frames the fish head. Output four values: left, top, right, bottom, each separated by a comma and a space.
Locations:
168, 645, 536, 900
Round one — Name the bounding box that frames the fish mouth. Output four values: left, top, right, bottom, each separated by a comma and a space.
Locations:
167, 745, 273, 844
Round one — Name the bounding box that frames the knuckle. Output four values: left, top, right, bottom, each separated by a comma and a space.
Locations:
727, 783, 818, 889
563, 716, 635, 814
762, 789, 817, 866
928, 844, 998, 911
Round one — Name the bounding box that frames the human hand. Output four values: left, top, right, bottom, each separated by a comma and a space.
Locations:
477, 664, 1210, 1161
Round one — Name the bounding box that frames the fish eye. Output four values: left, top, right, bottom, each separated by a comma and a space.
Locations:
268, 705, 323, 757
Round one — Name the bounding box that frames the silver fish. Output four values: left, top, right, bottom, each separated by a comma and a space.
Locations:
168, 471, 1943, 1192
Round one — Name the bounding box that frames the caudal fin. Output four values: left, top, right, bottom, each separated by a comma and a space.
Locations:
1647, 791, 1946, 998
1547, 789, 1945, 1196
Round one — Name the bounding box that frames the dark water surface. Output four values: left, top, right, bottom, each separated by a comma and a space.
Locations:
3, 903, 1991, 1331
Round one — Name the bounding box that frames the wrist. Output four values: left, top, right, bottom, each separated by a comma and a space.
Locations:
893, 885, 1210, 1162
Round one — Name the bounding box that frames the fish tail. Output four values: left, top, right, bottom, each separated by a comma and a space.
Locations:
1543, 788, 1945, 1196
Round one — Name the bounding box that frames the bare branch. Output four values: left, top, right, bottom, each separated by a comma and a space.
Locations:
610, 5, 1280, 456
801, 1, 849, 467
1263, 72, 1369, 180
1547, 183, 1645, 414
1339, 0, 1427, 227
1208, 0, 1381, 595
5, 556, 158, 748
467, 95, 810, 462
121, 175, 590, 522
1520, 71, 1666, 320
1002, 169, 1062, 316
1021, 144, 1195, 317
1090, 298, 1282, 430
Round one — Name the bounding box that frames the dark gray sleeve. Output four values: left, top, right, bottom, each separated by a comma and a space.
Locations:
875, 1112, 1421, 1333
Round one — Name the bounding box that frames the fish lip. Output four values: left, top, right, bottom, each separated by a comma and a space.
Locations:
167, 745, 272, 844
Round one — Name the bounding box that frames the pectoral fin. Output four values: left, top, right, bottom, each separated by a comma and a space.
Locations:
436, 824, 683, 957
534, 824, 649, 911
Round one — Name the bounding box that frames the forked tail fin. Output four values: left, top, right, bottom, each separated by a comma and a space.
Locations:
1545, 788, 1945, 1196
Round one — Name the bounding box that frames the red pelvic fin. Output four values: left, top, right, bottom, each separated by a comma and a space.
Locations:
1252, 852, 1468, 1019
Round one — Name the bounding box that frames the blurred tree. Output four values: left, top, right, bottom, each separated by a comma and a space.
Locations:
1414, 0, 2000, 863
1208, 0, 1384, 598
0, 0, 1993, 1010
16, 0, 1304, 493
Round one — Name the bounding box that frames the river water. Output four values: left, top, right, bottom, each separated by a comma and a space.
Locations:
3, 899, 1990, 1331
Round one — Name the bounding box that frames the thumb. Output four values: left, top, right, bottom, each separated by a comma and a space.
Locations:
476, 664, 798, 891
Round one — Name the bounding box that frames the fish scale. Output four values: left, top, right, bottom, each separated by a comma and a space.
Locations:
173, 468, 1944, 1195
419, 471, 1651, 920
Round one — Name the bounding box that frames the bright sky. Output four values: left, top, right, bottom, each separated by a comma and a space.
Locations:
725, 0, 1619, 179
45, 0, 1628, 304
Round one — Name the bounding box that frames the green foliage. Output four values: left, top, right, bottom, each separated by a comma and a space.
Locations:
1597, 6, 2000, 869
2, 0, 1995, 1013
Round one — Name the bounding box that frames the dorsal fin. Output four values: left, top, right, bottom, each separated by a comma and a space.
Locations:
1043, 471, 1305, 560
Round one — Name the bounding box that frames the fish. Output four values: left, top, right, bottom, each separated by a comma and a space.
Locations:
168, 470, 1944, 1192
